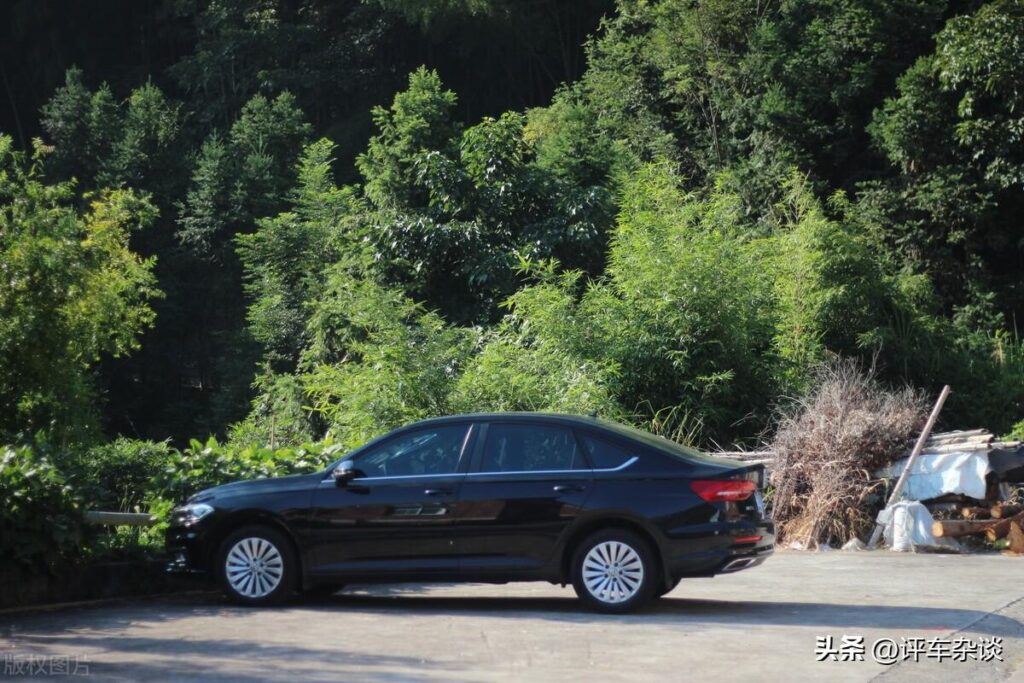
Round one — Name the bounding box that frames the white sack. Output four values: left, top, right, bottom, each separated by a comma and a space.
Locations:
876, 501, 938, 551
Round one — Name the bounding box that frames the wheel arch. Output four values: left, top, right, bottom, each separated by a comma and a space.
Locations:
558, 514, 669, 587
208, 510, 307, 587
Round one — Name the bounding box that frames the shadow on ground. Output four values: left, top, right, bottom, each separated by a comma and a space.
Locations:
296, 589, 1021, 635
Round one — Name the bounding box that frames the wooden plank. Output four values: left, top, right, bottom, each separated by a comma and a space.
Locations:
905, 442, 995, 456
926, 429, 991, 442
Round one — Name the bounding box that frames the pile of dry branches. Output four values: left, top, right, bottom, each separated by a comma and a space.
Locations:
770, 359, 927, 548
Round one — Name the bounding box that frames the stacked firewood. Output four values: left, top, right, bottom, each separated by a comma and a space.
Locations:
932, 504, 1024, 552
915, 430, 1024, 552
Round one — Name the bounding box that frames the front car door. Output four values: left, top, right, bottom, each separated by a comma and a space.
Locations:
307, 422, 474, 580
453, 421, 592, 575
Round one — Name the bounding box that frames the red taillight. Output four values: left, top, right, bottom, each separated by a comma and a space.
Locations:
732, 535, 762, 544
691, 479, 756, 502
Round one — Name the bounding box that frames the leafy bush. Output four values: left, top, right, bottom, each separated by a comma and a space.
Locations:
0, 444, 83, 570
61, 438, 178, 512
153, 438, 343, 502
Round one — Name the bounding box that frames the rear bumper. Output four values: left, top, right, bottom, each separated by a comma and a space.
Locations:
662, 519, 775, 579
717, 550, 771, 573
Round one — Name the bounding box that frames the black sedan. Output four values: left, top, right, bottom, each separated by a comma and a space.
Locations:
166, 413, 773, 613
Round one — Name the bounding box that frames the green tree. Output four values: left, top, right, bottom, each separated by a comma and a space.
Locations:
299, 269, 474, 448
358, 69, 614, 323
237, 138, 366, 369
868, 0, 1024, 326
0, 137, 160, 442
178, 92, 313, 256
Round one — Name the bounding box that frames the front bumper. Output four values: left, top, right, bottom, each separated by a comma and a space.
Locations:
165, 521, 215, 575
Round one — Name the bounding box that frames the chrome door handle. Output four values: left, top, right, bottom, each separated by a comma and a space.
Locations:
424, 488, 453, 496
553, 484, 585, 493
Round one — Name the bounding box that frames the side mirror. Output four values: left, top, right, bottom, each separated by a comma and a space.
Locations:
331, 460, 361, 487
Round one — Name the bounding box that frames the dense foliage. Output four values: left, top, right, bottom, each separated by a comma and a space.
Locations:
4, 0, 1024, 567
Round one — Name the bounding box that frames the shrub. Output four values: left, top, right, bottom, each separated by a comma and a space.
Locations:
0, 443, 83, 570
61, 438, 178, 512
153, 438, 343, 502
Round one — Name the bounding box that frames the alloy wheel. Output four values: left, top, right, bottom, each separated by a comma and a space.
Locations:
582, 540, 645, 604
225, 537, 284, 598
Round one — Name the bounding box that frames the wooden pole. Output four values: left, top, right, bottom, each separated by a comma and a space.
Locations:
867, 384, 951, 548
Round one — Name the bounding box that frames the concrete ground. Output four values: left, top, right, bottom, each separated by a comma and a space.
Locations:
2, 551, 1023, 682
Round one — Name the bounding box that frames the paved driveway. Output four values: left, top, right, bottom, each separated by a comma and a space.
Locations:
2, 551, 1023, 682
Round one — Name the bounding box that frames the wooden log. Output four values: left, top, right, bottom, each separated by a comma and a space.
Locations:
1009, 521, 1024, 554
932, 519, 995, 538
869, 385, 951, 549
986, 520, 1011, 542
934, 510, 1024, 539
984, 511, 1024, 541
960, 506, 991, 520
991, 503, 1023, 519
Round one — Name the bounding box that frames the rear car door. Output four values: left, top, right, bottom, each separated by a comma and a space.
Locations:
452, 421, 592, 573
307, 423, 473, 578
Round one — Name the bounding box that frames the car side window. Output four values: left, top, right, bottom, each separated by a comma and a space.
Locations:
355, 425, 468, 477
579, 433, 636, 470
480, 424, 584, 473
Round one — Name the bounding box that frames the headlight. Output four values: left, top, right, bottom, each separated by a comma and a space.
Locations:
174, 502, 214, 524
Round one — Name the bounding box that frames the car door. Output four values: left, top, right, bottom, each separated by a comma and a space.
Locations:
307, 422, 474, 578
452, 421, 592, 573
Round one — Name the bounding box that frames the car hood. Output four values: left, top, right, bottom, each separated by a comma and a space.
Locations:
189, 472, 321, 502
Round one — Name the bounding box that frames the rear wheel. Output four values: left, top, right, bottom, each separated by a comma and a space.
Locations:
217, 525, 297, 606
571, 529, 657, 613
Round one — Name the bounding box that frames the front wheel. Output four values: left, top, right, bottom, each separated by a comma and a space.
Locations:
217, 525, 297, 606
571, 529, 657, 613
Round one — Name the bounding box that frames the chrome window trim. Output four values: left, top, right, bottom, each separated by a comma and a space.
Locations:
320, 455, 638, 484
320, 472, 464, 484
468, 456, 638, 477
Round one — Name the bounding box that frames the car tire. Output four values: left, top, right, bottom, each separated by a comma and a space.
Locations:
217, 525, 297, 606
571, 529, 657, 614
654, 577, 681, 599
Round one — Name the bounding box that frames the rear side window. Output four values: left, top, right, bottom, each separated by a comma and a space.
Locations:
480, 424, 584, 472
579, 433, 637, 470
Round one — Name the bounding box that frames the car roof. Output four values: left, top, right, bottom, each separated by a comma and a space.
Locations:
412, 412, 610, 428
406, 412, 731, 466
